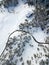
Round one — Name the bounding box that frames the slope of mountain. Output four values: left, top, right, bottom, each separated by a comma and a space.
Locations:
0, 0, 49, 65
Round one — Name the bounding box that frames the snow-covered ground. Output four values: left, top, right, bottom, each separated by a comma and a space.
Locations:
0, 1, 49, 65
0, 3, 35, 55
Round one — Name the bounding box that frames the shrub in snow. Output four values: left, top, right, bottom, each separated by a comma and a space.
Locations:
45, 36, 49, 43
40, 59, 49, 65
39, 60, 45, 65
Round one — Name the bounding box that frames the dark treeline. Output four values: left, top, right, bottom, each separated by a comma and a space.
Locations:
0, 0, 49, 8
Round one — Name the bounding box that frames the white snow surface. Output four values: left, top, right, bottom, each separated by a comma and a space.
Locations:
0, 2, 48, 65
0, 4, 35, 55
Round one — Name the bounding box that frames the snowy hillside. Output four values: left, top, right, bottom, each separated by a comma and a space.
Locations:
0, 3, 35, 55
0, 0, 49, 65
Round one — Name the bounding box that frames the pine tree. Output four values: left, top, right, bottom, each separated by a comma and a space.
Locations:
34, 0, 49, 30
